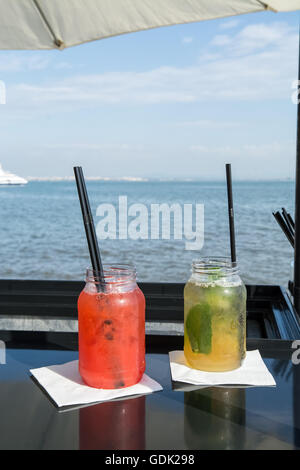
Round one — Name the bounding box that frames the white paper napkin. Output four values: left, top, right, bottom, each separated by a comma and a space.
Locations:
169, 350, 276, 387
30, 360, 163, 407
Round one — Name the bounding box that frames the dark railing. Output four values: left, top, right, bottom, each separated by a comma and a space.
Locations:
0, 280, 299, 342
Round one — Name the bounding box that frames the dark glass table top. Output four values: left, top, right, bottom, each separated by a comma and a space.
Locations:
0, 339, 299, 450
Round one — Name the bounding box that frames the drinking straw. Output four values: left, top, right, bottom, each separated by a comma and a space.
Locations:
273, 211, 294, 248
74, 169, 124, 388
225, 163, 237, 263
74, 166, 105, 290
282, 207, 294, 235
287, 212, 295, 230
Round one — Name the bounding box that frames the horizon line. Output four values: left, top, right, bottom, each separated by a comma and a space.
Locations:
26, 176, 295, 183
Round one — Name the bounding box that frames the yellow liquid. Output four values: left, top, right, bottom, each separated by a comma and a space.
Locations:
184, 279, 246, 372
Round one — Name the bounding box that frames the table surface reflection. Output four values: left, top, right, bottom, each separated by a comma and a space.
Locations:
0, 342, 299, 450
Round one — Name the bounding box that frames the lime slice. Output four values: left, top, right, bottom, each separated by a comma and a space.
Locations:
186, 303, 212, 354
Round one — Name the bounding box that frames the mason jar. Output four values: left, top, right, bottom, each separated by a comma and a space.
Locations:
184, 258, 246, 372
78, 264, 145, 389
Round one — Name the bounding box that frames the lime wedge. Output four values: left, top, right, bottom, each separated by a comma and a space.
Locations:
186, 303, 212, 354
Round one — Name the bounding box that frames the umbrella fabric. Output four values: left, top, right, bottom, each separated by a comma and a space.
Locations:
0, 0, 299, 50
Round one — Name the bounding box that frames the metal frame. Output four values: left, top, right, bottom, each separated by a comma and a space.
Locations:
0, 280, 299, 340
294, 33, 300, 314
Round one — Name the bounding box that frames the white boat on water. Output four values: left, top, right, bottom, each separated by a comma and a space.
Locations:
0, 164, 27, 185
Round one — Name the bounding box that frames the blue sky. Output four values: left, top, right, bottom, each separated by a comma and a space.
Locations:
0, 10, 299, 180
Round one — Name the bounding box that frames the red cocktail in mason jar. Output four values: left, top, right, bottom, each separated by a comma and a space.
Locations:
78, 265, 145, 389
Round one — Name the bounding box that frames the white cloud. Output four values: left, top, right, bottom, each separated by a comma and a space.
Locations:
3, 21, 298, 114
188, 141, 295, 179
211, 21, 295, 56
0, 54, 50, 72
211, 34, 231, 47
219, 19, 240, 30
174, 120, 240, 128
45, 143, 143, 151
54, 61, 72, 70
182, 37, 193, 44
190, 141, 294, 160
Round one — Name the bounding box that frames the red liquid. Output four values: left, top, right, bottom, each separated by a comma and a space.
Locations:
78, 285, 145, 389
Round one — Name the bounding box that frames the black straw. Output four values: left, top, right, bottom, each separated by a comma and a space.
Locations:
282, 207, 294, 236
273, 211, 294, 248
287, 211, 295, 230
225, 163, 236, 263
74, 167, 105, 290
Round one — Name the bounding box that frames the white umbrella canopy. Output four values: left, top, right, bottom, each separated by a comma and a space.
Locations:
0, 0, 299, 50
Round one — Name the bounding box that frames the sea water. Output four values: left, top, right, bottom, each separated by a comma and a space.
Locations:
0, 180, 294, 286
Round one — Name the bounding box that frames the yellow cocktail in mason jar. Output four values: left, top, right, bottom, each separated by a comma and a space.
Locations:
184, 258, 246, 372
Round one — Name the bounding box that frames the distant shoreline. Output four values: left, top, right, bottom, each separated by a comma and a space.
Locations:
26, 176, 148, 182
25, 177, 295, 183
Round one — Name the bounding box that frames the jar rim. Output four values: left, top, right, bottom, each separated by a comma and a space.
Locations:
86, 264, 136, 284
192, 257, 238, 275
